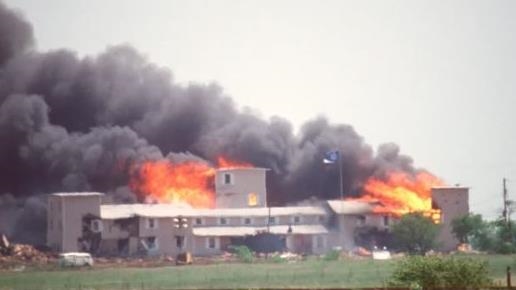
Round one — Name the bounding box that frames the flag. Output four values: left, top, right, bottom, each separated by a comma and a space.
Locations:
323, 150, 340, 164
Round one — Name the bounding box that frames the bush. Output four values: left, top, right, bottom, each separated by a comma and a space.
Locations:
388, 255, 493, 289
234, 245, 254, 263
270, 254, 286, 263
323, 249, 340, 261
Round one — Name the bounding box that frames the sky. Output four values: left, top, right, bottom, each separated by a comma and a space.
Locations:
5, 0, 516, 219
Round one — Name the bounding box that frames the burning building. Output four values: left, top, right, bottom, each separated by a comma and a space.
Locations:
0, 1, 469, 253
432, 186, 469, 251
47, 166, 469, 256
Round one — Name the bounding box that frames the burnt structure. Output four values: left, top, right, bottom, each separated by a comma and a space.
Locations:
47, 169, 469, 256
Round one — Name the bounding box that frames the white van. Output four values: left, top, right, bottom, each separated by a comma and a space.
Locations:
58, 252, 94, 267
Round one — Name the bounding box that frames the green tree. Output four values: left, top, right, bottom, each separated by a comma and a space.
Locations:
461, 218, 516, 253
469, 220, 496, 251
492, 219, 516, 253
451, 213, 484, 243
457, 216, 516, 253
391, 212, 439, 254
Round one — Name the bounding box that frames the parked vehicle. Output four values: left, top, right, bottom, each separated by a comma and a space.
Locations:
58, 252, 93, 267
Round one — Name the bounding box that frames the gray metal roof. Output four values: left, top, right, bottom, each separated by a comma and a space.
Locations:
100, 204, 327, 219
326, 200, 375, 215
217, 167, 269, 172
431, 186, 469, 189
51, 192, 104, 197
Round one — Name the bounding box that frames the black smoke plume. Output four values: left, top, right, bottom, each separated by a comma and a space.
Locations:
0, 1, 419, 244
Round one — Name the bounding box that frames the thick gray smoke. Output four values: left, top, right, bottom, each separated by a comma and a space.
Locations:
0, 2, 420, 245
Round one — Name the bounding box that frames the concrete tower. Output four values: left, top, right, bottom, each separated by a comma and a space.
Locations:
47, 192, 103, 252
214, 168, 268, 208
431, 186, 469, 251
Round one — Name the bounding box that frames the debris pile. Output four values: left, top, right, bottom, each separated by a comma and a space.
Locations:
194, 251, 238, 264
457, 243, 472, 252
354, 246, 372, 257
279, 252, 301, 260
176, 252, 193, 265
9, 244, 50, 262
0, 234, 53, 268
0, 234, 11, 255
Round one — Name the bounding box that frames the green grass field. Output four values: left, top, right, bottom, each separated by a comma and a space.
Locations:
1, 255, 516, 290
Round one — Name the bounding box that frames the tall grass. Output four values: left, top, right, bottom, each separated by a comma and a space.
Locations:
0, 254, 515, 290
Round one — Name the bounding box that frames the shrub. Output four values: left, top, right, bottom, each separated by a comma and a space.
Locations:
388, 255, 493, 289
323, 249, 340, 261
270, 254, 286, 263
234, 245, 254, 263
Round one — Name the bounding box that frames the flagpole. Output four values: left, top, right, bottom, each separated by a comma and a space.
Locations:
338, 150, 343, 200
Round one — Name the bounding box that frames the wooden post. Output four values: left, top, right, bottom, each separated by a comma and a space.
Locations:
507, 266, 512, 288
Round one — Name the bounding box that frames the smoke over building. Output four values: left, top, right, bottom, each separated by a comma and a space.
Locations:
0, 1, 436, 245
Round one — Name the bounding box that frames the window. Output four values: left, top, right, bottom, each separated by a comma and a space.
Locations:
206, 237, 218, 249
90, 219, 103, 232
49, 219, 53, 231
147, 218, 158, 229
223, 173, 232, 185
314, 235, 324, 249
173, 217, 188, 228
243, 217, 252, 225
219, 218, 228, 225
292, 216, 301, 224
145, 237, 158, 250
195, 218, 203, 225
248, 193, 258, 206
356, 215, 366, 226
383, 215, 389, 226
175, 236, 185, 249
268, 216, 276, 225
318, 216, 325, 222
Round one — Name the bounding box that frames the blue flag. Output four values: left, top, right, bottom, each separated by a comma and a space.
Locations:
323, 150, 339, 164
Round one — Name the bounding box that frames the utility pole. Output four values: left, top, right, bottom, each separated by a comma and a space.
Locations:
267, 205, 271, 233
323, 150, 343, 200
338, 151, 343, 201
503, 178, 509, 224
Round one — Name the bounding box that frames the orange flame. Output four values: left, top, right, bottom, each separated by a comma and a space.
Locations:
217, 156, 253, 169
351, 171, 445, 222
130, 156, 253, 207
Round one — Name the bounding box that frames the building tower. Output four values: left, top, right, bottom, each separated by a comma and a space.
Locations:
214, 168, 268, 208
431, 186, 469, 251
47, 192, 103, 252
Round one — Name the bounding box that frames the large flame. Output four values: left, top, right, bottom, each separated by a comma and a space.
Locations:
217, 156, 253, 169
352, 171, 445, 222
130, 157, 253, 208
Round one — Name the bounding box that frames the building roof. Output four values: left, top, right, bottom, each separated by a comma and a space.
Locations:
326, 200, 375, 215
431, 186, 469, 190
192, 224, 329, 237
51, 192, 104, 197
100, 204, 193, 219
100, 204, 327, 219
217, 167, 269, 172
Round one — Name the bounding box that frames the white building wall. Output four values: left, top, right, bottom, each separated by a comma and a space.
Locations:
215, 168, 268, 208
432, 187, 469, 251
50, 194, 102, 252
46, 195, 63, 251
